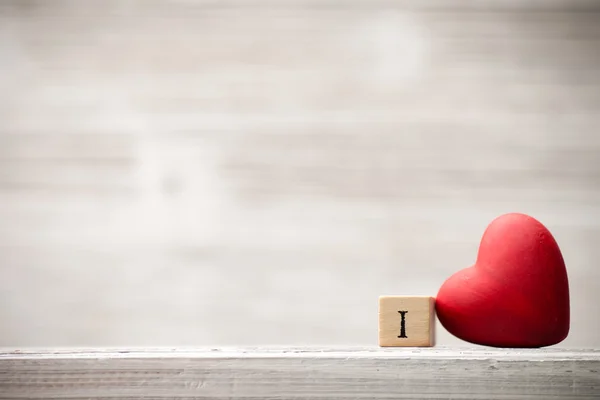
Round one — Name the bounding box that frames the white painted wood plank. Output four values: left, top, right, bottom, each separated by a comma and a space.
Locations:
1, 0, 600, 349
1, 348, 599, 399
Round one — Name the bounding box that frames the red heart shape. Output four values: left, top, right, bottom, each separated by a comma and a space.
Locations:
436, 213, 570, 348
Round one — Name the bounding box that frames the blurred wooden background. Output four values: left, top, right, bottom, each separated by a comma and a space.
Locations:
0, 0, 599, 347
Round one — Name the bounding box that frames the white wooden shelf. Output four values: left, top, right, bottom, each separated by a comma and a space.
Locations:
1, 347, 599, 399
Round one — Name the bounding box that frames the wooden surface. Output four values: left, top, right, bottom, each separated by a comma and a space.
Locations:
1, 347, 599, 399
1, 1, 600, 348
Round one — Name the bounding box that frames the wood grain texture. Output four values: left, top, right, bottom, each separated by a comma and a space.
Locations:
0, 1, 600, 347
1, 347, 599, 399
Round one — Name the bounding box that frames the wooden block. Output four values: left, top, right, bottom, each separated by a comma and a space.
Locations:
379, 296, 435, 347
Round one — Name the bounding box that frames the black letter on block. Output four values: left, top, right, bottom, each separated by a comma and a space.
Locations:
398, 310, 408, 338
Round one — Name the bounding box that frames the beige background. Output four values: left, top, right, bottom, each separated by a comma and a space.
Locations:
0, 0, 599, 348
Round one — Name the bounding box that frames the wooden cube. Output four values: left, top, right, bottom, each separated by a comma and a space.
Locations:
379, 296, 435, 347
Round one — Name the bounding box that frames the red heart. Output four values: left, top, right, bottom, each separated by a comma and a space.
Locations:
436, 213, 570, 347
